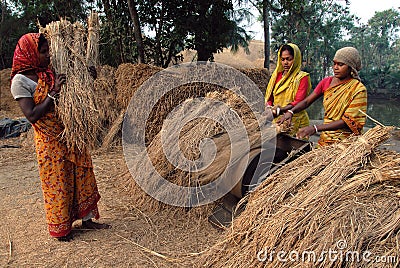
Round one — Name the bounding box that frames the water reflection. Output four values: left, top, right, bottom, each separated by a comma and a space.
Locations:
307, 98, 400, 128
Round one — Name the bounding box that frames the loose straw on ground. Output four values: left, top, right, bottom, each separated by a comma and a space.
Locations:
197, 125, 399, 268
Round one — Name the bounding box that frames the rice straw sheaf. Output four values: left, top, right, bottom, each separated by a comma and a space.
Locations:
124, 90, 284, 215
41, 14, 102, 151
198, 125, 400, 268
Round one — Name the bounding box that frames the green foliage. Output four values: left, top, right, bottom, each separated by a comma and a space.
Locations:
270, 0, 355, 85
137, 0, 251, 64
0, 0, 94, 69
349, 8, 400, 96
0, 1, 28, 68
98, 0, 138, 66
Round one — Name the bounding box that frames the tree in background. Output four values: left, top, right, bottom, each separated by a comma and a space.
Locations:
0, 0, 94, 69
1, 0, 399, 97
349, 8, 400, 96
270, 0, 354, 85
99, 0, 139, 66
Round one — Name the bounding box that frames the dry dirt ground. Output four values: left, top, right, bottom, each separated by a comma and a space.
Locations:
0, 66, 224, 267
0, 140, 222, 267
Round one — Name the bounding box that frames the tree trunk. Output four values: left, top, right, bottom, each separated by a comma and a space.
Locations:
0, 0, 5, 69
323, 37, 328, 76
196, 46, 211, 62
263, 0, 270, 70
128, 0, 145, 63
101, 0, 112, 22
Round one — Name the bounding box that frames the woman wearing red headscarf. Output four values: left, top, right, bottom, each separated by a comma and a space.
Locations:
10, 33, 110, 241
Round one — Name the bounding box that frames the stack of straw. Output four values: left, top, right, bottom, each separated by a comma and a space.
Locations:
41, 12, 101, 151
198, 125, 400, 268
99, 64, 270, 148
124, 89, 286, 214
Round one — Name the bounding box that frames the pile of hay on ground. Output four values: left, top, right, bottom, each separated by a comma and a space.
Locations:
197, 125, 400, 268
115, 63, 163, 110
123, 88, 285, 215
101, 64, 270, 148
40, 12, 101, 151
91, 63, 162, 149
92, 65, 119, 147
238, 68, 270, 94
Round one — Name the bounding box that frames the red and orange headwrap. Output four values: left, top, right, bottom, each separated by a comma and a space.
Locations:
11, 33, 54, 88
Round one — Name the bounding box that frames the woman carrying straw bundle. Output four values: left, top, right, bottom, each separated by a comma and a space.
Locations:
277, 47, 367, 146
10, 33, 110, 241
265, 43, 312, 137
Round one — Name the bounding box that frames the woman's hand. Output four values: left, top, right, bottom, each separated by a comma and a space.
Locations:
296, 125, 316, 139
276, 110, 293, 125
265, 105, 282, 118
271, 105, 282, 118
53, 74, 66, 93
88, 66, 97, 80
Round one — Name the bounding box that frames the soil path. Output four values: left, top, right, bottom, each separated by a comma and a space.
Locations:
0, 142, 220, 267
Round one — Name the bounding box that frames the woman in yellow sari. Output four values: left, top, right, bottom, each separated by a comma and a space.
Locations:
10, 33, 110, 241
265, 43, 311, 136
277, 47, 367, 146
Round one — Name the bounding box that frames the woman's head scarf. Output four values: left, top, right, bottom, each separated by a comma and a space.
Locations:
265, 43, 306, 101
333, 47, 362, 80
11, 33, 54, 87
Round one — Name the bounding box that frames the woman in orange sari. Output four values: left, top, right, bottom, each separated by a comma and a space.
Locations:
277, 47, 367, 146
10, 33, 110, 241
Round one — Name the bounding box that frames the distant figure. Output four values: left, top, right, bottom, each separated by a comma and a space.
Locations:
10, 33, 110, 241
277, 47, 367, 146
265, 43, 311, 137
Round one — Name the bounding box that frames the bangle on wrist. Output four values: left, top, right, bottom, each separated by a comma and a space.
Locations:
47, 93, 56, 101
313, 124, 319, 134
287, 109, 294, 115
276, 107, 281, 116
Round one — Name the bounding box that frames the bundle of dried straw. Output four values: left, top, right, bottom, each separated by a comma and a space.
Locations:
124, 89, 286, 214
41, 12, 101, 151
198, 125, 400, 268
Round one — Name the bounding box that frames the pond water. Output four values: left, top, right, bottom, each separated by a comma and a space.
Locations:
307, 97, 400, 128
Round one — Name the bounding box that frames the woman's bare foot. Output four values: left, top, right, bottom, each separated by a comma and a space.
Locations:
81, 219, 111, 229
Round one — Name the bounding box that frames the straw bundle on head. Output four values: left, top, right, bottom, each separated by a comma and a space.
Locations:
198, 125, 399, 268
41, 12, 102, 151
86, 11, 99, 67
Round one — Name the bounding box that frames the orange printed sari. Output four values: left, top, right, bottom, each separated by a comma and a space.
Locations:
319, 78, 367, 146
12, 33, 100, 238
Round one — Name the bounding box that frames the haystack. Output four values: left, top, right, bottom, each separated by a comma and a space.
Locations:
40, 12, 101, 151
115, 63, 163, 110
101, 64, 270, 148
238, 68, 269, 94
198, 125, 400, 268
122, 87, 287, 215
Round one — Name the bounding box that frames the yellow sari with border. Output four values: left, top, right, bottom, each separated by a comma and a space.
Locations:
265, 44, 311, 136
319, 78, 367, 146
